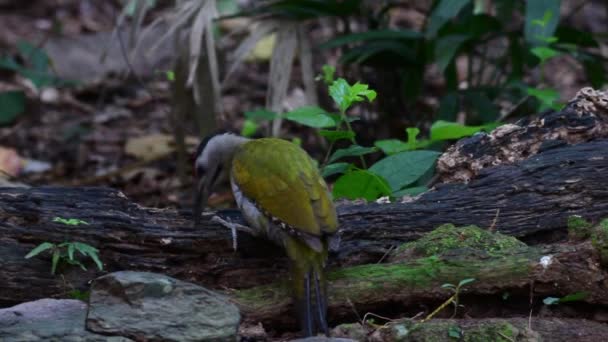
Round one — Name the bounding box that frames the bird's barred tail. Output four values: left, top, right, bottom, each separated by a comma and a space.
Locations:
286, 237, 329, 337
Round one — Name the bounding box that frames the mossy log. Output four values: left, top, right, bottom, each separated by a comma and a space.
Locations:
235, 225, 608, 328
367, 318, 608, 341
1, 137, 608, 308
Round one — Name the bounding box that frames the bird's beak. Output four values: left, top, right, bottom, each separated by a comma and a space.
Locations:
193, 174, 209, 225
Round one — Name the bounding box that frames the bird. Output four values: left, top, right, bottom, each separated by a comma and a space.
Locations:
192, 132, 338, 336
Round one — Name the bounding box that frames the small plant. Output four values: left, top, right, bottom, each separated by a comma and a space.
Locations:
25, 217, 102, 274
421, 278, 476, 322
25, 241, 103, 275
241, 66, 499, 201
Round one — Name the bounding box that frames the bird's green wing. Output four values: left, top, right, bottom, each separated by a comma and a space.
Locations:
231, 138, 337, 236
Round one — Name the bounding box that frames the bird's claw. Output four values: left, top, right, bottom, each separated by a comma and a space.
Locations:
210, 216, 254, 251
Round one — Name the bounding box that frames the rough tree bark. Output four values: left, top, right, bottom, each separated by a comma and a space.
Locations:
1, 88, 608, 333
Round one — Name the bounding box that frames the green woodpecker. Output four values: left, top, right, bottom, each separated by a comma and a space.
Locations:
192, 132, 338, 336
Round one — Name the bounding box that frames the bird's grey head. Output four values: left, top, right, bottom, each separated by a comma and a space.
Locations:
192, 132, 249, 224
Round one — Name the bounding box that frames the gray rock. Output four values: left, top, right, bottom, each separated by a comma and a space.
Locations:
0, 298, 131, 341
86, 271, 240, 342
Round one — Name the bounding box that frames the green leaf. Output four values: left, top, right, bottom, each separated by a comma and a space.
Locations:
543, 297, 560, 305
329, 78, 351, 112
319, 130, 355, 142
244, 109, 278, 122
241, 119, 258, 137
328, 145, 376, 163
374, 139, 409, 155
321, 64, 335, 84
25, 242, 55, 258
17, 40, 49, 72
426, 0, 472, 37
530, 46, 560, 63
328, 78, 376, 113
73, 242, 99, 256
52, 217, 89, 226
369, 150, 440, 191
51, 250, 60, 274
406, 127, 420, 147
441, 283, 456, 289
67, 243, 75, 261
332, 170, 391, 201
558, 292, 588, 303
430, 120, 498, 141
165, 70, 175, 81
525, 2, 561, 46
350, 82, 377, 102
88, 252, 104, 271
448, 325, 463, 339
435, 34, 470, 73
0, 91, 26, 125
321, 162, 351, 178
527, 87, 560, 110
283, 106, 336, 128
458, 278, 475, 287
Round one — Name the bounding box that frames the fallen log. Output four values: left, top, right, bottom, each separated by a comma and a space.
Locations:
234, 224, 608, 328
1, 136, 607, 307
364, 318, 608, 341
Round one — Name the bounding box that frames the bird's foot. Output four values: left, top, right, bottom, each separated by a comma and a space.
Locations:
210, 216, 254, 251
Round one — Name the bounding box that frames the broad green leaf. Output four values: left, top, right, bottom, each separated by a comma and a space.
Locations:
328, 145, 376, 163
0, 91, 26, 125
531, 46, 560, 63
332, 170, 391, 201
369, 150, 440, 191
319, 130, 355, 142
375, 139, 409, 155
241, 119, 258, 137
25, 242, 55, 259
525, 2, 561, 46
430, 120, 499, 141
426, 0, 471, 37
244, 109, 278, 122
448, 325, 463, 339
283, 106, 336, 128
435, 34, 470, 73
321, 162, 351, 178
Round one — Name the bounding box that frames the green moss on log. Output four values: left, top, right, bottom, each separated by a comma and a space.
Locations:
568, 215, 593, 241
234, 225, 539, 315
592, 219, 608, 266
394, 224, 527, 258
